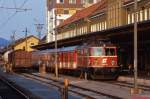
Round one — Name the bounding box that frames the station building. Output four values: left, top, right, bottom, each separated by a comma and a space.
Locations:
56, 0, 150, 40
46, 0, 101, 42
35, 0, 150, 76
56, 0, 150, 74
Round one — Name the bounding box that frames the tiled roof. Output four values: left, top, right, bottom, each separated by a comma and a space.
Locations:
123, 0, 141, 5
57, 0, 107, 28
123, 0, 133, 4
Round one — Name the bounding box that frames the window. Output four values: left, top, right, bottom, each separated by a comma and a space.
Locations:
59, 0, 64, 3
144, 9, 148, 20
127, 14, 131, 24
89, 0, 93, 3
84, 49, 90, 56
64, 10, 69, 14
31, 43, 34, 45
91, 48, 103, 56
81, 0, 86, 4
56, 9, 64, 14
140, 10, 143, 21
70, 52, 74, 66
23, 46, 25, 51
105, 48, 115, 56
131, 13, 134, 23
69, 0, 76, 4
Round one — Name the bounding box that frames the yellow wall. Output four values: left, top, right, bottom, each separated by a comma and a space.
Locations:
69, 9, 77, 14
14, 37, 39, 52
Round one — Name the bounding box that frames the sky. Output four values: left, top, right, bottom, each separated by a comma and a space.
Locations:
0, 0, 46, 40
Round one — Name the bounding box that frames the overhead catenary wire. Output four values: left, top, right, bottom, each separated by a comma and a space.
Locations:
0, 6, 31, 11
13, 0, 17, 8
0, 0, 30, 29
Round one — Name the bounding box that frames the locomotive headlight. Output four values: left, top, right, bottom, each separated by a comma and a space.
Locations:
94, 58, 98, 66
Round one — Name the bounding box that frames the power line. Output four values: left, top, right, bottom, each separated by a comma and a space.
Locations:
13, 0, 17, 8
19, 0, 29, 8
0, 6, 31, 11
0, 0, 30, 29
0, 12, 17, 29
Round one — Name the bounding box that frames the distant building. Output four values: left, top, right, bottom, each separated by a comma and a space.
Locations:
46, 0, 100, 42
11, 35, 39, 52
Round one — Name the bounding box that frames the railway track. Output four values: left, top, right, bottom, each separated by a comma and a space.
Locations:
19, 73, 121, 99
0, 75, 30, 99
103, 81, 150, 92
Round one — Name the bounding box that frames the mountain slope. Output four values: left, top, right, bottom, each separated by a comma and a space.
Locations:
0, 37, 9, 47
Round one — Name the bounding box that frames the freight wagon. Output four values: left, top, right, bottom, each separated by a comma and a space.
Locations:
8, 50, 32, 70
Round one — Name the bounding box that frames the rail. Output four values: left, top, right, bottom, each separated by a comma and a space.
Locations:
103, 81, 150, 92
0, 75, 30, 99
19, 73, 121, 99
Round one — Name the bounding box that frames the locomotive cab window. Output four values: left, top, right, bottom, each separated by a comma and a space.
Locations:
105, 48, 115, 56
91, 48, 103, 56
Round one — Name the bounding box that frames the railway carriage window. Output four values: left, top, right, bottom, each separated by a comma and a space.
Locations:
84, 49, 90, 56
77, 50, 82, 56
105, 48, 115, 56
91, 48, 103, 56
70, 52, 74, 65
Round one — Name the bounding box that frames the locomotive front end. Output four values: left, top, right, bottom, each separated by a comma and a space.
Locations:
87, 46, 119, 79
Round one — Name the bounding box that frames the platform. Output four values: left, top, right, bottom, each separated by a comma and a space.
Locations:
32, 73, 150, 99
118, 76, 150, 86
0, 71, 82, 99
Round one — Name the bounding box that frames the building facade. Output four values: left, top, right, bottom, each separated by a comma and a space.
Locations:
55, 0, 150, 41
13, 36, 39, 52
46, 0, 100, 42
53, 0, 150, 73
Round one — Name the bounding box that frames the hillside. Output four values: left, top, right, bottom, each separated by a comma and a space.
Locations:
0, 37, 9, 47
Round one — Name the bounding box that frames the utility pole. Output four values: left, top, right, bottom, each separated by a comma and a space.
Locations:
35, 23, 44, 39
11, 31, 16, 67
134, 0, 138, 90
23, 28, 28, 51
131, 0, 141, 94
54, 1, 58, 78
11, 31, 16, 46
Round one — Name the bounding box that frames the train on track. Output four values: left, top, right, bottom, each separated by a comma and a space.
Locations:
3, 50, 32, 71
3, 44, 119, 79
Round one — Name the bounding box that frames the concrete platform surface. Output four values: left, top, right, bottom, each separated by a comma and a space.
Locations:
32, 73, 150, 99
118, 76, 150, 86
0, 71, 82, 99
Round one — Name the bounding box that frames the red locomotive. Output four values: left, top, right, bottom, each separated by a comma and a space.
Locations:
32, 44, 119, 79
